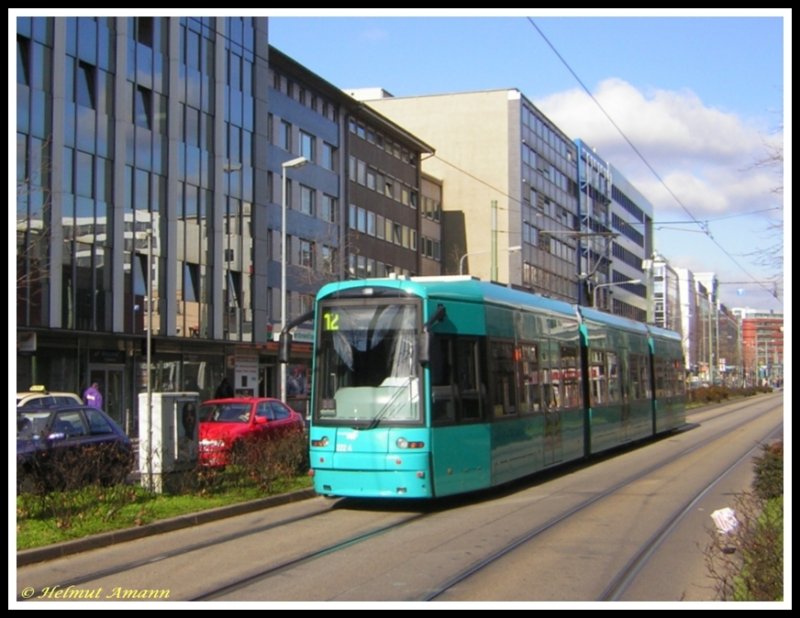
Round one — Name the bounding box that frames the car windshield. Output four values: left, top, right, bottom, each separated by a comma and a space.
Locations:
200, 403, 251, 423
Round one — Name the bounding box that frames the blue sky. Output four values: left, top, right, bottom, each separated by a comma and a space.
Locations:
8, 10, 788, 312
269, 10, 788, 313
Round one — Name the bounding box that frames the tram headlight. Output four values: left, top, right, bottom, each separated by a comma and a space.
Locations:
396, 437, 424, 449
311, 436, 329, 447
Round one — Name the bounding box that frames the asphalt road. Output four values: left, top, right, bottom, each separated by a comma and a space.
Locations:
15, 393, 784, 606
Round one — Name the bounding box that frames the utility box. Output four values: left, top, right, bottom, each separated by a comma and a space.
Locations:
138, 392, 200, 493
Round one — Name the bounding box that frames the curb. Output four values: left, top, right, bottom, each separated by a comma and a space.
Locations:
17, 487, 317, 568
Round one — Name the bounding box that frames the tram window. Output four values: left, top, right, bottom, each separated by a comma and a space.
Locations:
607, 352, 620, 403
518, 343, 542, 413
654, 359, 666, 398
429, 336, 456, 424
539, 342, 562, 411
542, 369, 561, 412
633, 353, 651, 400
674, 361, 686, 395
628, 353, 641, 401
541, 369, 560, 411
456, 339, 484, 421
489, 340, 517, 417
589, 350, 607, 406
561, 343, 581, 408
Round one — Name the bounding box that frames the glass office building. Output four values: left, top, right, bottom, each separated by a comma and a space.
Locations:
16, 17, 435, 433
17, 16, 271, 431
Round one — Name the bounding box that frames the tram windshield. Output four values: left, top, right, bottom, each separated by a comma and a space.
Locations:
314, 300, 421, 426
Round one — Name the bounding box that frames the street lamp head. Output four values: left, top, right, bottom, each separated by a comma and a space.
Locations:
594, 278, 641, 290
282, 156, 309, 170
459, 245, 523, 275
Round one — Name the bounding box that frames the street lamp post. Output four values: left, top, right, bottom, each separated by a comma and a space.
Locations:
459, 245, 521, 276
590, 279, 641, 308
280, 156, 308, 403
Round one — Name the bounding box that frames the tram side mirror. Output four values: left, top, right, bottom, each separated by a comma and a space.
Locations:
278, 332, 292, 364
418, 331, 432, 366
419, 304, 447, 366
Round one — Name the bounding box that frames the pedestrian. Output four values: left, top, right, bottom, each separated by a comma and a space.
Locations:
215, 377, 234, 399
83, 382, 103, 410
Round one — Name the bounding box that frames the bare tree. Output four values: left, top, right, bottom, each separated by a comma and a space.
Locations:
745, 129, 784, 273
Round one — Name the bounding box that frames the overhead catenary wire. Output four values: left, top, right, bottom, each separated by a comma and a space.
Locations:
527, 18, 780, 300
199, 16, 780, 300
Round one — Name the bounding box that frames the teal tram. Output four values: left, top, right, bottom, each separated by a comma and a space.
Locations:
283, 276, 686, 499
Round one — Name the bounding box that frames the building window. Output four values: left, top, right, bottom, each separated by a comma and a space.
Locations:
299, 239, 313, 268
300, 130, 315, 162
184, 104, 199, 146
320, 245, 335, 274
183, 263, 199, 301
76, 61, 96, 109
320, 194, 336, 223
356, 159, 365, 185
299, 184, 315, 216
348, 203, 356, 230
135, 17, 154, 48
321, 142, 335, 171
280, 120, 292, 152
135, 85, 152, 130
227, 270, 241, 308
75, 151, 94, 198
17, 35, 30, 86
357, 207, 366, 233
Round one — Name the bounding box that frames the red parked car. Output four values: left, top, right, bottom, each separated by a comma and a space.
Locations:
198, 397, 305, 467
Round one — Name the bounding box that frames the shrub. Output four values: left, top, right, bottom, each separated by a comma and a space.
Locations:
705, 440, 783, 601
18, 441, 133, 495
752, 440, 783, 501
229, 429, 309, 492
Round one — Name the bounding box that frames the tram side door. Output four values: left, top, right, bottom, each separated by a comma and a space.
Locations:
620, 356, 631, 441
429, 337, 491, 496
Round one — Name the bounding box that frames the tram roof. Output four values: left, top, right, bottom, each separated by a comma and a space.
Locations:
578, 305, 650, 335
317, 276, 681, 340
318, 276, 578, 318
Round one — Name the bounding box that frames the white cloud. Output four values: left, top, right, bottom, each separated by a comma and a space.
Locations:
536, 78, 783, 218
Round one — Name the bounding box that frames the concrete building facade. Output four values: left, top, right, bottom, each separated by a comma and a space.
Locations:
363, 89, 581, 302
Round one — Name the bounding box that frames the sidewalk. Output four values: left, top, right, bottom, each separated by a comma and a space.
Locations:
17, 487, 316, 568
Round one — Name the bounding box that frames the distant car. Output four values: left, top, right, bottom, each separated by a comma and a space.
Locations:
17, 405, 132, 492
198, 397, 305, 467
16, 385, 83, 409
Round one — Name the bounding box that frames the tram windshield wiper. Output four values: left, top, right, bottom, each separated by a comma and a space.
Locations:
363, 378, 417, 430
